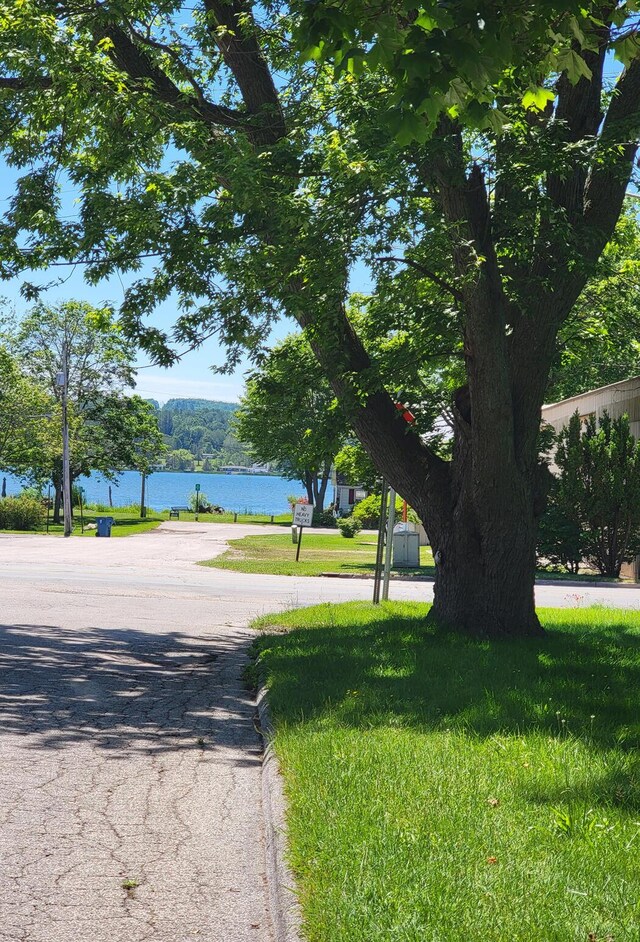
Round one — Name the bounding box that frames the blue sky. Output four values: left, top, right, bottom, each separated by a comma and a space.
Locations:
0, 187, 295, 404
1, 162, 373, 404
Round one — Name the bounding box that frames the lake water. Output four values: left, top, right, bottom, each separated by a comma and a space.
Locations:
1, 470, 301, 515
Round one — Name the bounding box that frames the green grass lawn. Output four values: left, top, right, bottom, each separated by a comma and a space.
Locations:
41, 508, 165, 537
201, 532, 620, 581
251, 602, 640, 941
201, 532, 436, 576
4, 508, 293, 538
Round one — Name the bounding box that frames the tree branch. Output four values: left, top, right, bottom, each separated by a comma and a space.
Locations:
547, 28, 610, 222
294, 297, 451, 522
582, 57, 640, 262
201, 0, 285, 145
377, 255, 463, 303
91, 17, 247, 134
0, 76, 53, 90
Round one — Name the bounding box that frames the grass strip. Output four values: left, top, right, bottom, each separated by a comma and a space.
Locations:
251, 601, 640, 942
202, 533, 436, 576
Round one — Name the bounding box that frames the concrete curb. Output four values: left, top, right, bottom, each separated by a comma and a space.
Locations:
319, 571, 634, 589
257, 686, 303, 942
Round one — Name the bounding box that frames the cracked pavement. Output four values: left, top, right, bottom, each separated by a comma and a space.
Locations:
1, 522, 639, 942
0, 522, 327, 942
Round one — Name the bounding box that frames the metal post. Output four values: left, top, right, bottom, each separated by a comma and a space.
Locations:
296, 525, 304, 561
373, 481, 389, 604
381, 488, 397, 601
195, 489, 199, 521
79, 488, 84, 534
46, 483, 51, 534
140, 472, 147, 518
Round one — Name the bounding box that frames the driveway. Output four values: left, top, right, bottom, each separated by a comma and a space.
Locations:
1, 523, 639, 942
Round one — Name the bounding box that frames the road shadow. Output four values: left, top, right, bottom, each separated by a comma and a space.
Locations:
0, 622, 261, 761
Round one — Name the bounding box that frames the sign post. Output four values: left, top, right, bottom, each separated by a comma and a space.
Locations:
293, 502, 314, 561
195, 482, 200, 520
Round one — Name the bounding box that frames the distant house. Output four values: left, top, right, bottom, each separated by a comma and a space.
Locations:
333, 476, 367, 516
219, 464, 271, 474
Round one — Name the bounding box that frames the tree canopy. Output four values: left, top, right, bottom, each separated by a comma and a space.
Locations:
235, 333, 347, 510
0, 345, 55, 476
2, 1, 640, 634
3, 301, 165, 515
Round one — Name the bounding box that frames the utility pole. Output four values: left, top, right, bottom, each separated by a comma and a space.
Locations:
140, 471, 147, 518
57, 339, 72, 538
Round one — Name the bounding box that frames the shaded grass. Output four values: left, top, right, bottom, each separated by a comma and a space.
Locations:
252, 602, 640, 941
202, 533, 436, 576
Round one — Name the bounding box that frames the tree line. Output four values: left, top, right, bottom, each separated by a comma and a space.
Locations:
152, 399, 251, 471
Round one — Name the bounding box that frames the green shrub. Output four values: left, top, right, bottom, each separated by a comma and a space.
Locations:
0, 495, 45, 531
337, 516, 361, 538
351, 494, 419, 529
312, 509, 337, 528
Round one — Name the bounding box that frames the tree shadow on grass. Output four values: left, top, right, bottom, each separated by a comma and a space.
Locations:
256, 607, 640, 812
0, 622, 261, 762
257, 608, 640, 749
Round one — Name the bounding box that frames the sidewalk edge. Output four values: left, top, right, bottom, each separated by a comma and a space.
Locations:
257, 686, 303, 942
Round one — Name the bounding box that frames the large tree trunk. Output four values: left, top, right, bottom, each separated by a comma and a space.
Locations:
425, 474, 543, 637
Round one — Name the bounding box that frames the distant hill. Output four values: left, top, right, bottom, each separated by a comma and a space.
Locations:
155, 397, 250, 470
163, 398, 237, 413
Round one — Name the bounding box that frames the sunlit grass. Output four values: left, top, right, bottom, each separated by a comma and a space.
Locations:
251, 602, 640, 941
202, 533, 435, 576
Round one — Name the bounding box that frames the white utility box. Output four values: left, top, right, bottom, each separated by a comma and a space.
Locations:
392, 522, 420, 567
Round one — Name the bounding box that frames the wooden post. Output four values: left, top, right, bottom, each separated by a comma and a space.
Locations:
140, 472, 147, 518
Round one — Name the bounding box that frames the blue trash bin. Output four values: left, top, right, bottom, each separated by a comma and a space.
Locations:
96, 516, 114, 537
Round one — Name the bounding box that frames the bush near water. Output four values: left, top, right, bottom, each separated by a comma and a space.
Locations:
0, 495, 46, 530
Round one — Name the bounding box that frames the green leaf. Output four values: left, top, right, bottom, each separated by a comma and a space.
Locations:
522, 86, 555, 111
556, 48, 592, 84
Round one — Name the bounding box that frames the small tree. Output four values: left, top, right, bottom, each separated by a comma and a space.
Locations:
7, 300, 159, 521
551, 412, 640, 577
235, 334, 348, 513
166, 449, 195, 472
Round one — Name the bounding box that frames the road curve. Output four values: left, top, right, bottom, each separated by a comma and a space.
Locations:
1, 523, 639, 942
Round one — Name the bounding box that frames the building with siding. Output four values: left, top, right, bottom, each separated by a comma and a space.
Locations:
542, 375, 640, 438
542, 375, 640, 580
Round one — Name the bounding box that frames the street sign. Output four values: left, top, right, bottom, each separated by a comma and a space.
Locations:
293, 503, 313, 527
195, 483, 201, 492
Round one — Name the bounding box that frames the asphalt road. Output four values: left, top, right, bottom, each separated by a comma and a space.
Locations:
1, 522, 639, 942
